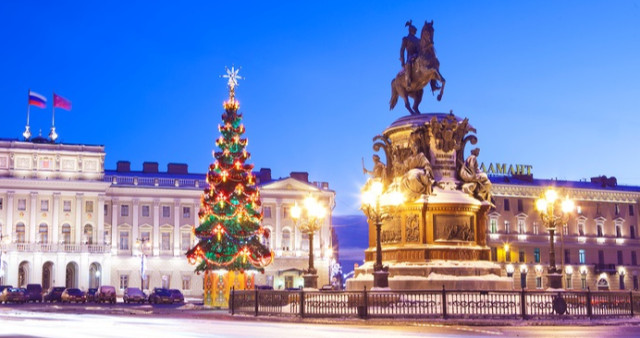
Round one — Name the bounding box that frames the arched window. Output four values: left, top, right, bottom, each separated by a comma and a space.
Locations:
301, 232, 309, 251
281, 229, 291, 251
15, 223, 25, 243
84, 224, 93, 244
62, 224, 71, 244
39, 223, 48, 243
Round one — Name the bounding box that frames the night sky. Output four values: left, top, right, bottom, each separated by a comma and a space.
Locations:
2, 1, 640, 271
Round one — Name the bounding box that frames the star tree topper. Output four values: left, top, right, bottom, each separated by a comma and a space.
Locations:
222, 66, 243, 98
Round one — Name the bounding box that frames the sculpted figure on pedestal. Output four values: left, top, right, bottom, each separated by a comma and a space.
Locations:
400, 143, 435, 199
460, 148, 492, 203
362, 154, 388, 191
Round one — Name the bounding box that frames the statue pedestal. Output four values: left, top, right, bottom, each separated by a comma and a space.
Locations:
373, 271, 390, 288
303, 273, 318, 289
547, 273, 563, 289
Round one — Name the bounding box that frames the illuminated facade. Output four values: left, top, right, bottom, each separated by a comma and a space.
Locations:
489, 175, 640, 291
0, 138, 335, 295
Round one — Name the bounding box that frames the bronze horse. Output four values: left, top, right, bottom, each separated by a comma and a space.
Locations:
390, 21, 446, 115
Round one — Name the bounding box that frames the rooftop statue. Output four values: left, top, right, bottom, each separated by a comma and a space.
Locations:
390, 20, 446, 115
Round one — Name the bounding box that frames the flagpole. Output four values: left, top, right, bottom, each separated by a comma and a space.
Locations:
23, 88, 32, 140
49, 92, 58, 142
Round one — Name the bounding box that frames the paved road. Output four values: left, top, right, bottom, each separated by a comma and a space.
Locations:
1, 303, 640, 337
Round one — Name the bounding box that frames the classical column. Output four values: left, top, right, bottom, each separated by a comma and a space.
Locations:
52, 193, 60, 244
97, 195, 105, 245
275, 200, 282, 250
132, 198, 139, 256
5, 191, 14, 241
111, 198, 118, 251
173, 199, 180, 256
29, 192, 37, 243
153, 199, 160, 256
75, 193, 83, 244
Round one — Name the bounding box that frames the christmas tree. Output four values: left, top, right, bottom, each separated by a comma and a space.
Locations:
186, 67, 273, 274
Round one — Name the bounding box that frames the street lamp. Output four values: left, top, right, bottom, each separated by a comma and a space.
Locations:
135, 238, 151, 290
361, 181, 404, 288
291, 195, 327, 289
535, 188, 574, 289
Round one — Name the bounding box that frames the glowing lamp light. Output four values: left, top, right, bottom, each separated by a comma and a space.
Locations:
535, 199, 548, 212
520, 264, 529, 274
291, 202, 302, 220
618, 267, 626, 276
545, 189, 558, 203
580, 265, 588, 275
535, 264, 543, 274
565, 265, 574, 275
506, 264, 515, 274
561, 197, 575, 213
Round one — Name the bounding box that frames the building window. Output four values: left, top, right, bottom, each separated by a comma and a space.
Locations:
283, 206, 290, 219
578, 222, 585, 236
517, 199, 523, 213
615, 204, 620, 215
161, 232, 171, 251
490, 247, 498, 261
119, 231, 130, 250
301, 233, 309, 251
263, 206, 272, 218
162, 206, 170, 218
566, 275, 573, 289
63, 200, 71, 212
119, 275, 129, 290
630, 205, 635, 216
104, 204, 108, 216
281, 229, 291, 251
617, 250, 623, 265
85, 201, 94, 213
534, 248, 540, 263
579, 249, 586, 264
181, 232, 191, 251
121, 205, 129, 217
563, 224, 568, 236
142, 205, 150, 217
182, 277, 191, 290
41, 200, 49, 211
535, 276, 542, 289
504, 199, 510, 212
581, 275, 587, 290
598, 250, 605, 266
616, 225, 622, 238
504, 221, 510, 234
632, 251, 637, 266
564, 249, 571, 264
577, 206, 582, 215
596, 224, 603, 237
161, 275, 170, 289
18, 199, 26, 211
16, 223, 25, 243
140, 231, 151, 243
517, 219, 525, 234
533, 222, 539, 235
62, 224, 71, 244
489, 218, 497, 233
631, 226, 636, 239
84, 224, 93, 244
39, 223, 48, 243
519, 250, 525, 263
183, 207, 191, 218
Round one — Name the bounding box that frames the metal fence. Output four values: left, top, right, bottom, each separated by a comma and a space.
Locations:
230, 287, 639, 319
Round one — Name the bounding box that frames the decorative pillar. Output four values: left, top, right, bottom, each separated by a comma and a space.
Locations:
29, 192, 37, 243
97, 195, 105, 244
111, 198, 118, 251
153, 199, 160, 256
275, 200, 282, 250
173, 199, 180, 256
132, 198, 139, 256
52, 193, 60, 244
75, 193, 83, 244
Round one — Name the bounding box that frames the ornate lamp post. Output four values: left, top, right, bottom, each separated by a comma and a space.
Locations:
535, 188, 574, 289
361, 181, 404, 288
135, 238, 151, 290
291, 195, 327, 289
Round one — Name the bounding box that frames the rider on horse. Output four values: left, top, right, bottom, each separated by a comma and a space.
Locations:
400, 20, 420, 88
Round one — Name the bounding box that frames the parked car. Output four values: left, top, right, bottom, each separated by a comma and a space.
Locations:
1, 287, 26, 304
123, 287, 146, 304
169, 289, 184, 304
148, 288, 173, 304
0, 285, 12, 294
25, 284, 43, 303
86, 288, 98, 302
61, 288, 86, 303
97, 285, 116, 304
43, 287, 66, 303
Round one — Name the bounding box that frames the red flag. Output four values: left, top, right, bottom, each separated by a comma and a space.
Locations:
53, 93, 72, 111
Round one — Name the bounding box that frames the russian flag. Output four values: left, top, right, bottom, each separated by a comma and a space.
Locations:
28, 91, 47, 108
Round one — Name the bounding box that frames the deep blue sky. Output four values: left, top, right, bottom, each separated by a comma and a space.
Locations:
2, 1, 640, 217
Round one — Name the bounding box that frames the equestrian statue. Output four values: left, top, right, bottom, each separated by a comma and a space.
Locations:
390, 20, 446, 115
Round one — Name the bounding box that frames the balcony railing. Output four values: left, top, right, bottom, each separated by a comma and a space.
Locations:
3, 242, 110, 254
104, 175, 205, 189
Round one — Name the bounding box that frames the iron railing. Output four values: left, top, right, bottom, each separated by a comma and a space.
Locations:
230, 287, 638, 319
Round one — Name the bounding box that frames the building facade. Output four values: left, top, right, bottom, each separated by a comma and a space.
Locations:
0, 138, 335, 295
489, 175, 640, 291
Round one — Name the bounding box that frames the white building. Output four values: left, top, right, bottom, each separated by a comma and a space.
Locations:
0, 137, 335, 295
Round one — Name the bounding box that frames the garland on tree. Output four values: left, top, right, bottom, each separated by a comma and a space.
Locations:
186, 67, 273, 273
